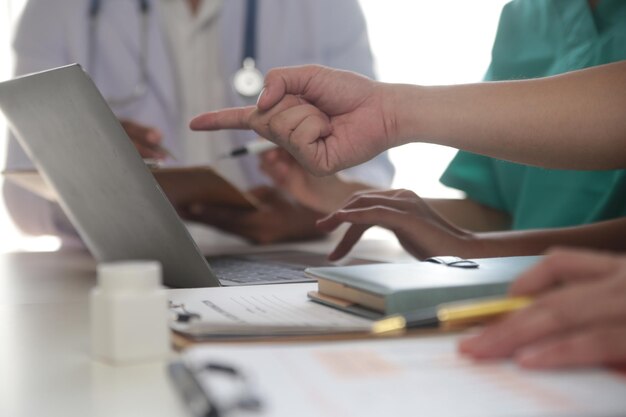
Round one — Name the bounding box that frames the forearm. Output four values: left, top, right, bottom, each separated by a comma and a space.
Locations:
467, 217, 626, 258
388, 61, 626, 170
426, 198, 510, 232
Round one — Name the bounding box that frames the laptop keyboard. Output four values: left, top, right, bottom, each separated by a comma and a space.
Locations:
207, 256, 314, 284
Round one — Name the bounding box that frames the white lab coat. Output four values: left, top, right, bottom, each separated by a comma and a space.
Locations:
3, 0, 394, 238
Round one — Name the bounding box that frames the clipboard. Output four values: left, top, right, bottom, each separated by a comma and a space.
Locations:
170, 335, 626, 417
3, 166, 260, 209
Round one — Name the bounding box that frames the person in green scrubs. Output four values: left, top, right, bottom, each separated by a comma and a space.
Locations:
440, 0, 626, 231
190, 3, 626, 368
251, 0, 626, 260
318, 0, 626, 260
193, 0, 626, 261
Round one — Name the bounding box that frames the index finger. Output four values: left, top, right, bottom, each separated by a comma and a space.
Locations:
189, 106, 256, 131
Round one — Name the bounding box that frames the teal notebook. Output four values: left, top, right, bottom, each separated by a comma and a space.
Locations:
306, 256, 542, 317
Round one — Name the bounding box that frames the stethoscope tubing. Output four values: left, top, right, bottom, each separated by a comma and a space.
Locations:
243, 0, 257, 62
88, 0, 151, 106
88, 0, 262, 102
89, 0, 150, 17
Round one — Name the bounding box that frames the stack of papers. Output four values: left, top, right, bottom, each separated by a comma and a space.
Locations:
168, 283, 373, 341
178, 335, 626, 417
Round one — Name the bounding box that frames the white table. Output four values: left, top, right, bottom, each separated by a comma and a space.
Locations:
0, 233, 412, 417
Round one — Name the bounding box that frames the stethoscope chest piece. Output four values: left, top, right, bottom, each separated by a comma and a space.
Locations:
233, 57, 264, 98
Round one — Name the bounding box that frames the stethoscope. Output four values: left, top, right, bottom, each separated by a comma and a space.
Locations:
88, 0, 151, 106
232, 0, 265, 98
88, 0, 264, 104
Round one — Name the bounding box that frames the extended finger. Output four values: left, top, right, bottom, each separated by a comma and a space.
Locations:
189, 107, 256, 131
515, 324, 626, 369
317, 196, 418, 231
346, 193, 419, 212
317, 206, 408, 232
510, 248, 623, 296
190, 96, 300, 135
328, 224, 371, 261
257, 65, 325, 111
334, 189, 415, 210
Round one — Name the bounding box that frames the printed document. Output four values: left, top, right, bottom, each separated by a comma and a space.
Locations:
181, 334, 626, 417
168, 283, 372, 338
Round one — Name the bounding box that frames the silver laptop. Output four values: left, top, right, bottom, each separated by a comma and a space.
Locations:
0, 64, 357, 288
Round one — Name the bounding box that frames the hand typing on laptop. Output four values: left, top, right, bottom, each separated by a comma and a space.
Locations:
316, 188, 475, 261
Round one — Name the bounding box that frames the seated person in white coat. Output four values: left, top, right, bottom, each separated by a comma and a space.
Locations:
3, 0, 394, 245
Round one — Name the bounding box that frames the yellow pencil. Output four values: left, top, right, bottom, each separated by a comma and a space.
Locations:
371, 296, 533, 334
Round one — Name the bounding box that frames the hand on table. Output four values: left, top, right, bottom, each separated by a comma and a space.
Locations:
316, 189, 477, 261
190, 65, 396, 176
459, 249, 626, 369
178, 186, 325, 245
120, 119, 167, 159
259, 148, 374, 213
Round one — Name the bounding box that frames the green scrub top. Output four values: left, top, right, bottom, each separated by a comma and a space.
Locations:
440, 0, 626, 230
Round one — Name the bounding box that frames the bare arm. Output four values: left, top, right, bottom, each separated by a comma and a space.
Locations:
316, 189, 626, 261
193, 61, 626, 174
473, 217, 626, 257
392, 61, 626, 170
425, 198, 510, 232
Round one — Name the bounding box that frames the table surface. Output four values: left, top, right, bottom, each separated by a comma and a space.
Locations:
0, 231, 414, 417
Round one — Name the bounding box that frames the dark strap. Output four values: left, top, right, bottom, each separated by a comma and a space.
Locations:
89, 0, 150, 18
243, 0, 258, 61
89, 0, 100, 17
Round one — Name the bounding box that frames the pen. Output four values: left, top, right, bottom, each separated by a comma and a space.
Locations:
168, 361, 262, 417
371, 296, 533, 334
168, 362, 218, 417
220, 140, 278, 159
